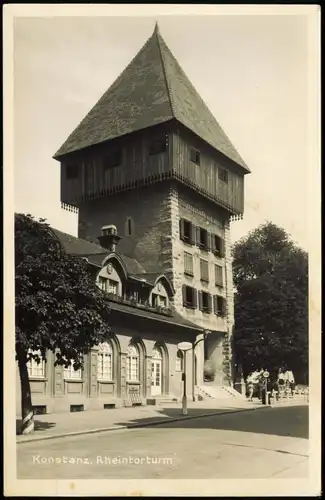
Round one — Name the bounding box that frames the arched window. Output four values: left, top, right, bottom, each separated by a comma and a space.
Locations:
127, 343, 139, 382
152, 346, 163, 360
97, 342, 113, 381
176, 350, 184, 372
27, 349, 45, 378
64, 361, 82, 380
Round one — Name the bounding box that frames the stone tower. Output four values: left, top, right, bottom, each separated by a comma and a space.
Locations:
54, 23, 250, 386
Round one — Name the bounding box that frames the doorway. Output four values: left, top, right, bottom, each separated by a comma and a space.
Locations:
151, 347, 162, 396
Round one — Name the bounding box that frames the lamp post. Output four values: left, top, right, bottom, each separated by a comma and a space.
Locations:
191, 330, 210, 402
177, 341, 192, 415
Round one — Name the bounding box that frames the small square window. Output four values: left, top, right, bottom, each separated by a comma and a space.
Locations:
149, 136, 167, 155
66, 165, 78, 180
190, 148, 200, 165
218, 168, 228, 183
103, 149, 122, 170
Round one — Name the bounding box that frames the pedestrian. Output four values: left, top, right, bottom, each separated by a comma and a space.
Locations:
247, 380, 254, 402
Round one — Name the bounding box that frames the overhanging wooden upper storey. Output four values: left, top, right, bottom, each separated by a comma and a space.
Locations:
54, 24, 250, 174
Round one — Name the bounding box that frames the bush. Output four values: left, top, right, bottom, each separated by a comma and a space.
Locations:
204, 359, 216, 381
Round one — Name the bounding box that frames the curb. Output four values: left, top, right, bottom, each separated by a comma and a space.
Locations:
16, 405, 267, 445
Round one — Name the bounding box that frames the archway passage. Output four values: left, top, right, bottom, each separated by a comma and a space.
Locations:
151, 346, 163, 396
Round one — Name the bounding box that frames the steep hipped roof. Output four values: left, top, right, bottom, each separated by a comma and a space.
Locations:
54, 24, 250, 173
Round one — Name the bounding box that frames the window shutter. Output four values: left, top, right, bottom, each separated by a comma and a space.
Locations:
198, 291, 203, 311
222, 298, 227, 317
213, 295, 218, 314
196, 226, 201, 246
211, 234, 216, 253
192, 288, 198, 309
220, 238, 225, 257
207, 293, 212, 313
191, 224, 197, 245
179, 219, 185, 240
182, 285, 187, 306
206, 232, 211, 251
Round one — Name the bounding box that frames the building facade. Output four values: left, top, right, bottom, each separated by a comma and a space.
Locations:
17, 24, 250, 415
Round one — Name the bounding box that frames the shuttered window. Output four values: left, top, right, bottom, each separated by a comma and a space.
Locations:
215, 265, 223, 287
196, 226, 210, 251
198, 291, 212, 313
149, 136, 168, 155
218, 168, 228, 183
179, 219, 196, 245
103, 149, 122, 169
211, 234, 225, 257
66, 165, 78, 180
190, 148, 201, 165
200, 259, 209, 282
182, 285, 197, 309
184, 252, 194, 276
213, 295, 227, 317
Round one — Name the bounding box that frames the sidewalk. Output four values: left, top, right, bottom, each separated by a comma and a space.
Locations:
16, 398, 263, 444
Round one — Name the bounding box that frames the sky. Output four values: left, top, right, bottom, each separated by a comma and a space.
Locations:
13, 11, 313, 250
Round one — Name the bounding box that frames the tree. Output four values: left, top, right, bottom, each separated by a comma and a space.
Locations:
232, 221, 308, 384
15, 213, 111, 434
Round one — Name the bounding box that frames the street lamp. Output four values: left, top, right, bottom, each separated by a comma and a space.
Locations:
191, 330, 210, 402
177, 341, 192, 415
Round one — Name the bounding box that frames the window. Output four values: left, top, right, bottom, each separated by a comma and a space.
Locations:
200, 259, 209, 283
215, 265, 223, 287
159, 296, 167, 308
184, 252, 194, 276
218, 168, 228, 183
211, 234, 225, 257
176, 350, 184, 372
152, 294, 168, 308
126, 217, 133, 236
214, 295, 227, 317
27, 350, 45, 378
103, 149, 122, 170
190, 148, 200, 165
98, 276, 107, 292
127, 344, 140, 382
197, 226, 210, 250
107, 279, 118, 295
66, 165, 78, 180
179, 219, 195, 245
97, 342, 113, 381
64, 361, 82, 380
182, 285, 197, 309
199, 291, 212, 313
149, 136, 167, 155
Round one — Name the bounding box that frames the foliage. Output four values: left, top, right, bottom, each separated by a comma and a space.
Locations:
232, 222, 308, 383
15, 213, 111, 368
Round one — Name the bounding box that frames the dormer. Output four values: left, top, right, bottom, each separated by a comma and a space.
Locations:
150, 279, 170, 309
96, 259, 123, 297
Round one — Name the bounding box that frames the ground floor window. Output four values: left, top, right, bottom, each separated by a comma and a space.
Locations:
27, 349, 45, 378
127, 344, 139, 381
97, 342, 113, 381
64, 361, 82, 380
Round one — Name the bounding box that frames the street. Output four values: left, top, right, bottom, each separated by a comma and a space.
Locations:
17, 405, 308, 479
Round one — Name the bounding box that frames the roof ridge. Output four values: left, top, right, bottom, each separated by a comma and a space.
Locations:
155, 28, 175, 119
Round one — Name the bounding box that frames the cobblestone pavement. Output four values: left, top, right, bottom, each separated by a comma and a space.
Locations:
17, 405, 309, 480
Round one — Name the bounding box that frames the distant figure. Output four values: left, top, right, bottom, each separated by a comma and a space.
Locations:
247, 381, 254, 402
285, 369, 295, 395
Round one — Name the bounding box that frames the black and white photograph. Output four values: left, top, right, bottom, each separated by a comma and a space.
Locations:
4, 4, 320, 497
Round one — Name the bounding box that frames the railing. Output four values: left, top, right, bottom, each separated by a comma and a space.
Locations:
105, 292, 174, 317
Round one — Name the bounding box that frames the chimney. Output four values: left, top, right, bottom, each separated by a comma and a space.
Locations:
98, 225, 121, 252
